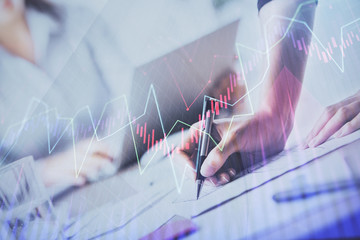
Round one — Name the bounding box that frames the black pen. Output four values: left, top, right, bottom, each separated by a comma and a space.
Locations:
196, 99, 214, 200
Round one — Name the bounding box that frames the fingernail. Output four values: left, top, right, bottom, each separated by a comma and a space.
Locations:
228, 169, 236, 178
87, 171, 99, 182
101, 163, 116, 176
204, 177, 217, 186
218, 174, 230, 185
305, 135, 313, 143
201, 164, 216, 177
75, 177, 86, 186
308, 138, 317, 148
299, 141, 308, 150
334, 130, 343, 138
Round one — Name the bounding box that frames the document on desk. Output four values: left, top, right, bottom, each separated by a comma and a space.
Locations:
171, 130, 360, 218
64, 182, 174, 239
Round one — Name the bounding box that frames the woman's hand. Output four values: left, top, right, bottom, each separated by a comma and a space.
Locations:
172, 110, 289, 186
37, 138, 117, 187
304, 90, 360, 148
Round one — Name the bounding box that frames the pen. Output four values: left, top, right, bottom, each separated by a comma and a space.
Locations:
196, 99, 214, 200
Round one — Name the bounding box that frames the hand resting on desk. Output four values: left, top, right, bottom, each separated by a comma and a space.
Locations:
304, 90, 360, 148
36, 138, 117, 187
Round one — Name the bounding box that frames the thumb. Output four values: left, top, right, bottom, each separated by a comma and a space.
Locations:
200, 140, 234, 177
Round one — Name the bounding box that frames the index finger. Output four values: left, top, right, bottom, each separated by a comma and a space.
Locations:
305, 106, 336, 144
200, 136, 235, 177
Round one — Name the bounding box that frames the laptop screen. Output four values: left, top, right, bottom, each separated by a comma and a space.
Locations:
118, 20, 240, 168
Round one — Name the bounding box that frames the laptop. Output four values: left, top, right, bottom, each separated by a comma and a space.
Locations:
49, 19, 240, 198
119, 19, 240, 168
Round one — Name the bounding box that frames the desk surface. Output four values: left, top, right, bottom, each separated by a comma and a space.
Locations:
51, 1, 360, 238
54, 137, 360, 239
187, 138, 360, 239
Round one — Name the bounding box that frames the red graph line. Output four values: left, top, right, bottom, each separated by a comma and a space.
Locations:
164, 59, 189, 109
186, 56, 217, 110
163, 55, 233, 111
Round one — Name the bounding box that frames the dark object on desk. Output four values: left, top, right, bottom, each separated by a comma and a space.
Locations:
196, 99, 215, 200
139, 215, 198, 240
212, 0, 234, 9
273, 179, 360, 203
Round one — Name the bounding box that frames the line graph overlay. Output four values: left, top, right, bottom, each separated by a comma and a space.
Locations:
1, 0, 359, 193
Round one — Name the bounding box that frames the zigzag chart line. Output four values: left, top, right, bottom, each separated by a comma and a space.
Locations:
1, 0, 360, 193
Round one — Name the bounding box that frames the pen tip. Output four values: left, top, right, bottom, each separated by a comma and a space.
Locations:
196, 184, 201, 200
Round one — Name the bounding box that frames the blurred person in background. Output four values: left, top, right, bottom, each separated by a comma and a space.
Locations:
0, 0, 132, 188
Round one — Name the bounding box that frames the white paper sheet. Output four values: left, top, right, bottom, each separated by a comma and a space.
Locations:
64, 182, 174, 239
170, 130, 360, 218
63, 130, 360, 237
